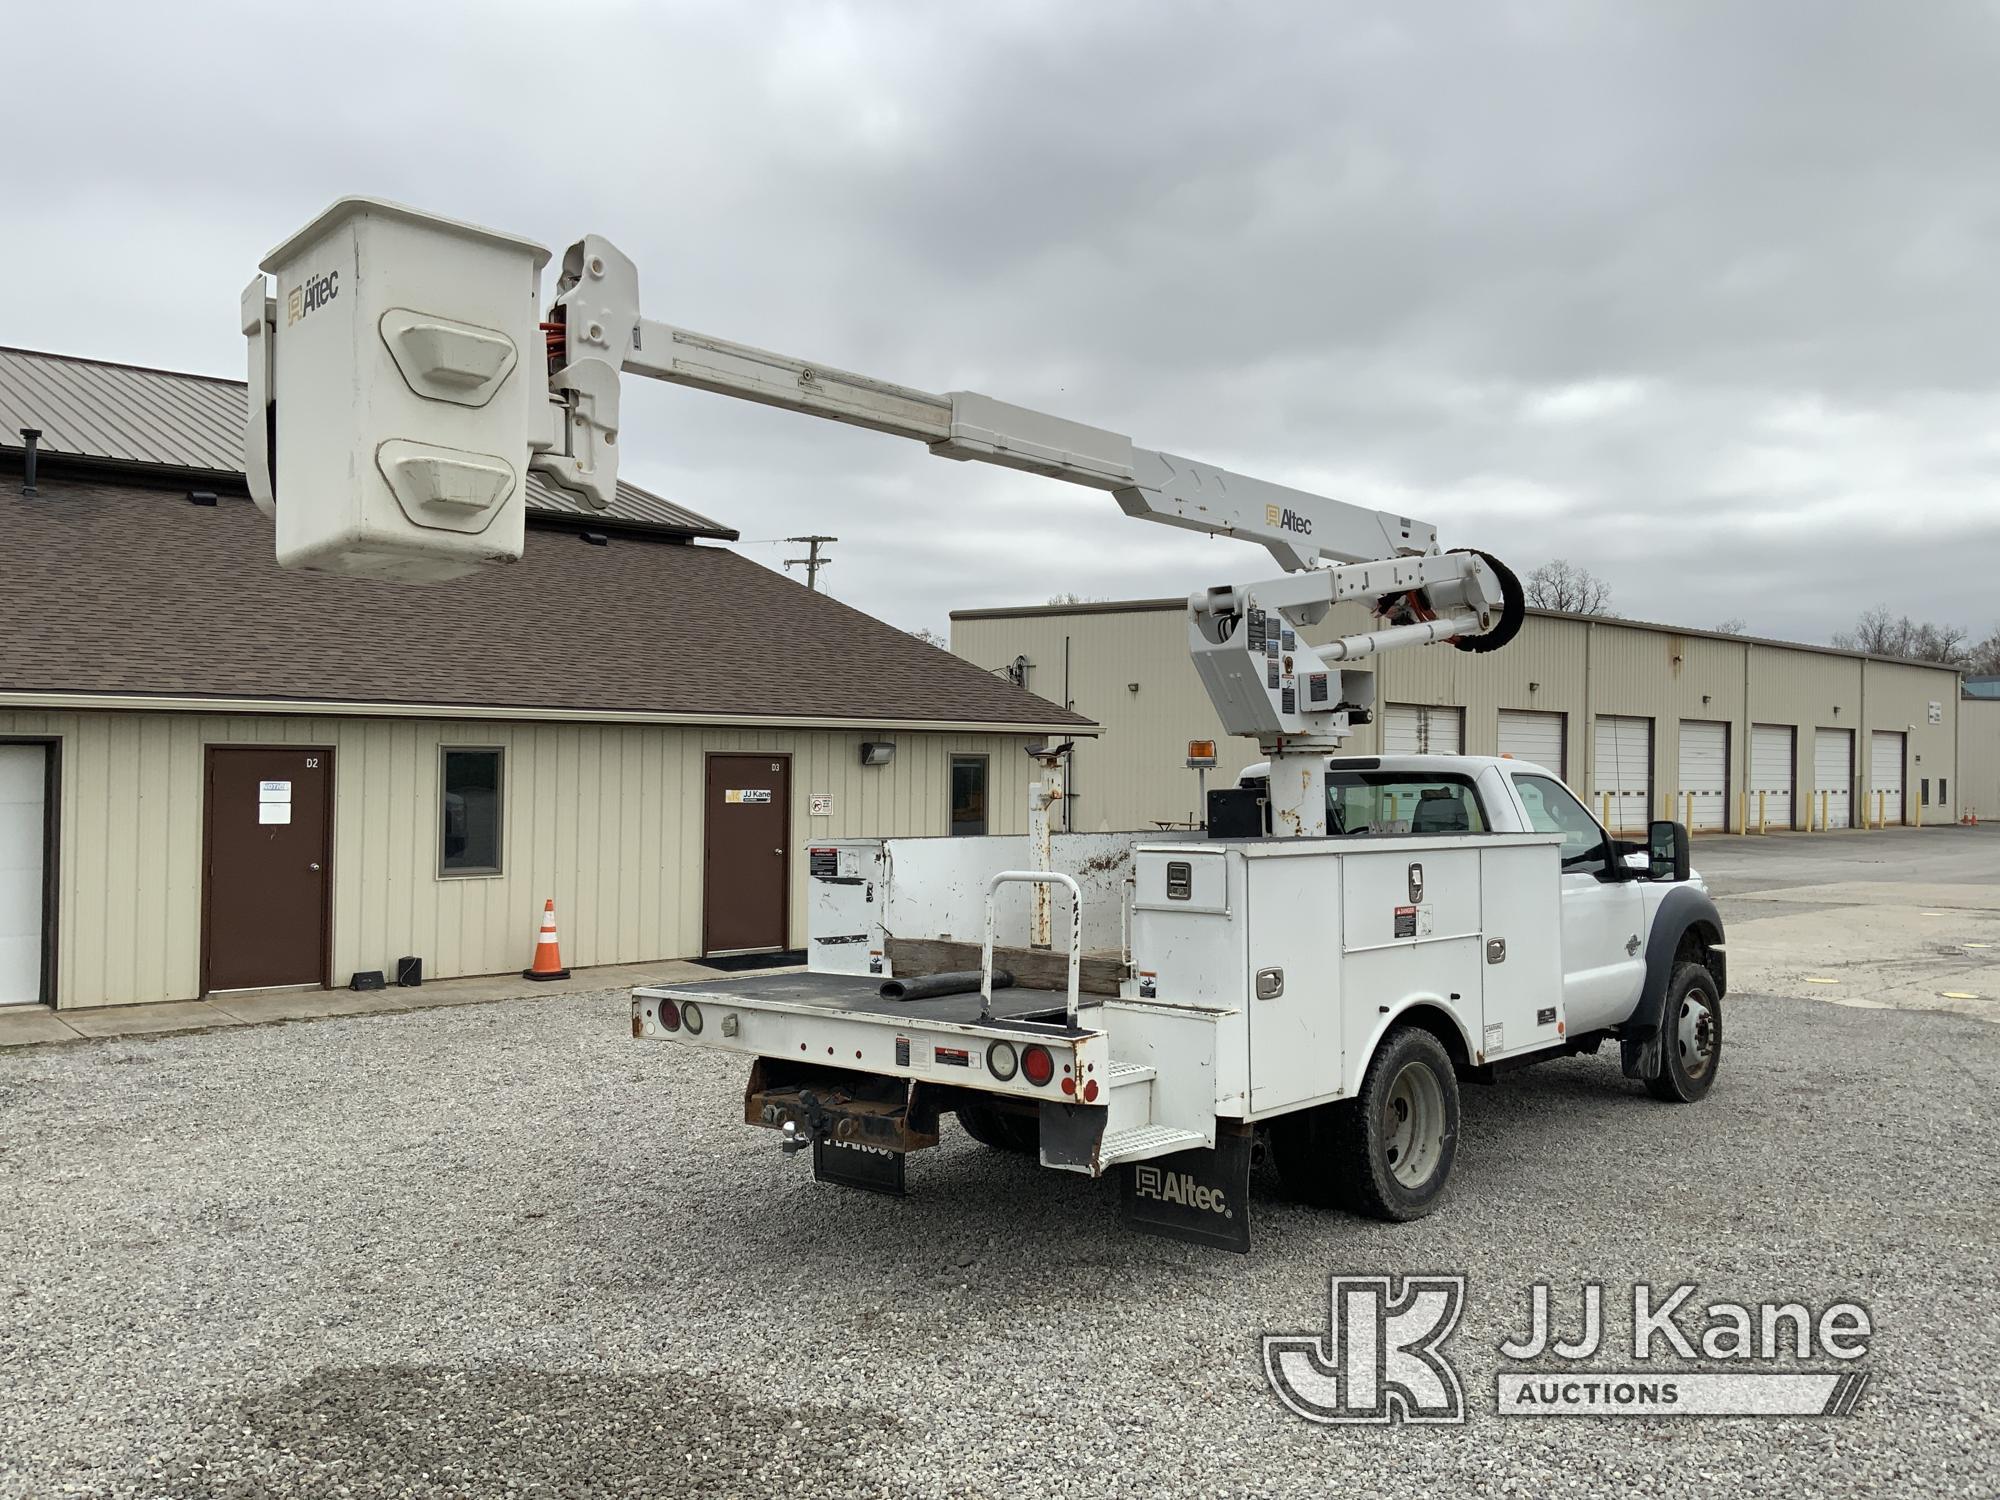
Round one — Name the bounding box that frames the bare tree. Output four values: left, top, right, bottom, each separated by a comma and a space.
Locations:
1969, 626, 2000, 676
1832, 605, 1969, 665
1715, 617, 1747, 636
1523, 559, 1615, 615
1046, 591, 1109, 607
905, 625, 948, 649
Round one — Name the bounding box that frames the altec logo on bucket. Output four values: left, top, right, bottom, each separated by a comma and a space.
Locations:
285, 269, 339, 325
1133, 1164, 1232, 1216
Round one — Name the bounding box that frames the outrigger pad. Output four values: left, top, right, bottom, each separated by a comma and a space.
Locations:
1119, 1126, 1252, 1254
813, 1138, 907, 1196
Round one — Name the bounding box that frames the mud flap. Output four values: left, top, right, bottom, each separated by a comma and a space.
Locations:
1119, 1125, 1252, 1254
813, 1138, 906, 1196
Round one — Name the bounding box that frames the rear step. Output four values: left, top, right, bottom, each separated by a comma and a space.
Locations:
1100, 1122, 1208, 1166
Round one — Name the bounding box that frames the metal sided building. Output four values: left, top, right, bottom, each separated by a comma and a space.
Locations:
0, 347, 1091, 1012
952, 597, 1960, 836
1960, 677, 2000, 825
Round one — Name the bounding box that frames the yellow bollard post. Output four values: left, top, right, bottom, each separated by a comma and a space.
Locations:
1685, 789, 1695, 831
1758, 790, 1767, 835
1807, 789, 1816, 832
1739, 790, 1747, 836
1601, 791, 1612, 832
1821, 789, 1830, 830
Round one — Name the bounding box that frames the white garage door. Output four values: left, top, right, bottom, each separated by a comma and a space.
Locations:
1678, 721, 1729, 832
0, 745, 48, 1006
1870, 730, 1905, 826
1498, 709, 1565, 777
1383, 704, 1464, 756
1814, 728, 1853, 830
1593, 715, 1652, 834
1750, 724, 1795, 830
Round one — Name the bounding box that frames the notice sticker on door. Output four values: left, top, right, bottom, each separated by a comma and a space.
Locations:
725, 789, 773, 805
258, 780, 292, 803
259, 802, 292, 824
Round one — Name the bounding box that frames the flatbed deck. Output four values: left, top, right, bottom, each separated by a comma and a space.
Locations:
636, 970, 1098, 1037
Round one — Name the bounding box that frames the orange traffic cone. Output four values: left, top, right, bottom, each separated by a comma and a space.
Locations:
523, 898, 571, 981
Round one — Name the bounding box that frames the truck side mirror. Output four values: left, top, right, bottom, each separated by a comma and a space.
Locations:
1648, 820, 1690, 882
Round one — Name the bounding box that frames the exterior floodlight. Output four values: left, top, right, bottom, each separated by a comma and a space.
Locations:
859, 741, 896, 767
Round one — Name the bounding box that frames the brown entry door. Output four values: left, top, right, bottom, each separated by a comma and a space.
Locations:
202, 746, 332, 991
703, 754, 790, 955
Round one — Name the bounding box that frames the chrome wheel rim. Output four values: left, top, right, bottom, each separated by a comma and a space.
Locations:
1382, 1060, 1446, 1188
1677, 990, 1719, 1080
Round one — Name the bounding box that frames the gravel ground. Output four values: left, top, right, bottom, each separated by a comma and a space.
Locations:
1, 988, 1995, 1498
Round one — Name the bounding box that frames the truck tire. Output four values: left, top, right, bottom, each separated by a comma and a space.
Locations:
956, 1100, 1040, 1155
1272, 1025, 1460, 1221
1645, 962, 1722, 1103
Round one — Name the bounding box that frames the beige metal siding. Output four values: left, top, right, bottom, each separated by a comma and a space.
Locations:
1959, 699, 2000, 823
0, 707, 1037, 1009
1857, 659, 1959, 825
955, 605, 1962, 833
953, 606, 1225, 830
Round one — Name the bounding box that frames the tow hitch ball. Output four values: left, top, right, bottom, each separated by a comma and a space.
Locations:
780, 1120, 809, 1155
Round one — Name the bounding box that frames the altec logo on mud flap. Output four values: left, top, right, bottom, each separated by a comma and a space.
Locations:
1265, 503, 1313, 536
285, 269, 339, 325
1134, 1164, 1231, 1216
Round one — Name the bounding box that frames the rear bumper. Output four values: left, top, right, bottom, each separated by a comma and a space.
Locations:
630, 986, 1111, 1112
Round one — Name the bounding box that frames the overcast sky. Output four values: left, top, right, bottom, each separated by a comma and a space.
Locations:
6, 2, 1996, 645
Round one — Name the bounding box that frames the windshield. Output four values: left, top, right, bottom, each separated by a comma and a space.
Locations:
1326, 773, 1488, 836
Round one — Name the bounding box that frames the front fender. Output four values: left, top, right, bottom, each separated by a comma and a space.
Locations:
1620, 885, 1725, 1079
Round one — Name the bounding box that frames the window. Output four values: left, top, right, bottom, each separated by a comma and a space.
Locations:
440, 748, 503, 875
951, 755, 989, 836
1326, 771, 1487, 836
1513, 773, 1613, 876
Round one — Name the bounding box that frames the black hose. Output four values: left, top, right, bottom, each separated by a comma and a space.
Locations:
879, 969, 1014, 1002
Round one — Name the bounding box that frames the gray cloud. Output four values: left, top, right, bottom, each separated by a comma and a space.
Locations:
7, 1, 1996, 646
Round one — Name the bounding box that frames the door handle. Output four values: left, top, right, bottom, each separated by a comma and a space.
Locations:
773, 848, 783, 856
310, 862, 322, 871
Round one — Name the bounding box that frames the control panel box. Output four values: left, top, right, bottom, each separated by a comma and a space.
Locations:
255, 198, 550, 581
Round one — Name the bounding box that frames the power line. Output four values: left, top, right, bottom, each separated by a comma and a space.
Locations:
783, 534, 837, 591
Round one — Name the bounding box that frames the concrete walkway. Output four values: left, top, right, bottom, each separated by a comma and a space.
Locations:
0, 957, 734, 1049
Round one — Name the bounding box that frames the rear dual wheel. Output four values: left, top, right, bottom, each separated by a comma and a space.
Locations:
1272, 1025, 1460, 1221
956, 1100, 1040, 1155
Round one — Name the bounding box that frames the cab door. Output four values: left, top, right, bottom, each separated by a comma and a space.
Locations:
1510, 772, 1646, 1032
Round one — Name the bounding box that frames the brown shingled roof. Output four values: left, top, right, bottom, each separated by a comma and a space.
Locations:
0, 345, 738, 540
0, 472, 1092, 731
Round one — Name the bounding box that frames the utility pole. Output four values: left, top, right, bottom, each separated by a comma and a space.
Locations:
784, 535, 837, 591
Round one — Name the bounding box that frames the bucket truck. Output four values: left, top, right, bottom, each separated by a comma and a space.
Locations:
242, 198, 1725, 1249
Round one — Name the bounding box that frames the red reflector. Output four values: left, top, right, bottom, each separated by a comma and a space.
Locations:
1060, 1076, 1075, 1096
1021, 1044, 1055, 1087
659, 999, 681, 1032
1083, 1078, 1099, 1103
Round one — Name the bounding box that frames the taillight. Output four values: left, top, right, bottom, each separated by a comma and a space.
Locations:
986, 1041, 1018, 1080
1021, 1044, 1055, 1087
680, 1001, 704, 1035
658, 999, 681, 1032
